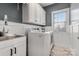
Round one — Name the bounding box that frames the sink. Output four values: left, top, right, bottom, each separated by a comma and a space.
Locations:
0, 33, 24, 41
5, 34, 15, 37
0, 36, 13, 41
5, 34, 24, 37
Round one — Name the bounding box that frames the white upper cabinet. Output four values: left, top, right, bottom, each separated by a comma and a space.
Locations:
22, 3, 46, 25
28, 3, 36, 23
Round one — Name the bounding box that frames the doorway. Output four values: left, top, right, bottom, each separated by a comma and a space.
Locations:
52, 8, 71, 48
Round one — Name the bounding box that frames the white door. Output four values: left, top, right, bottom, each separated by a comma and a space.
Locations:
0, 46, 13, 56
52, 8, 71, 48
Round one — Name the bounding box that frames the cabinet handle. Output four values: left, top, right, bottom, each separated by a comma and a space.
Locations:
14, 47, 16, 54
10, 49, 13, 56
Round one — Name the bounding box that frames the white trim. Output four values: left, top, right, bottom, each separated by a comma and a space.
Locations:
52, 8, 69, 14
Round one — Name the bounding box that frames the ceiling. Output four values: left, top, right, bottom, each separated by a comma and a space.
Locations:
40, 3, 54, 7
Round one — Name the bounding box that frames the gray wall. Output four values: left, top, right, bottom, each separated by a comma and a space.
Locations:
0, 3, 22, 23
44, 3, 70, 26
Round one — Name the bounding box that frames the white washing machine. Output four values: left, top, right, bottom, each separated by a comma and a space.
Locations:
28, 32, 52, 56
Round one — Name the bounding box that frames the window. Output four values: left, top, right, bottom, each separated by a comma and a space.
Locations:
52, 8, 69, 32
54, 12, 66, 23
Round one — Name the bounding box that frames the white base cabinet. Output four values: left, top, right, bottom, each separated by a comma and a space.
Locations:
15, 41, 26, 56
0, 36, 26, 56
0, 46, 13, 56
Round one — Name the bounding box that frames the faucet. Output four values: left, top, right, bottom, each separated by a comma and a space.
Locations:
2, 14, 8, 34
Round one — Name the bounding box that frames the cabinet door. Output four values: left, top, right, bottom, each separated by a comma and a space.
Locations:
29, 3, 36, 23
42, 9, 46, 25
22, 3, 36, 24
22, 3, 29, 23
14, 40, 26, 56
36, 4, 46, 25
40, 7, 46, 25
35, 4, 41, 24
0, 46, 13, 56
